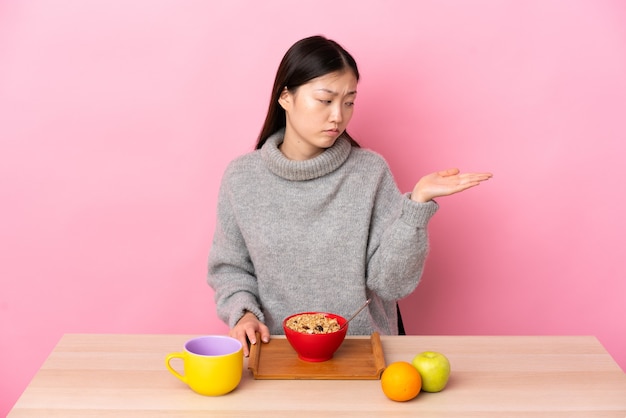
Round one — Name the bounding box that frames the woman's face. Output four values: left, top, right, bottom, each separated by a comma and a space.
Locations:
279, 70, 357, 160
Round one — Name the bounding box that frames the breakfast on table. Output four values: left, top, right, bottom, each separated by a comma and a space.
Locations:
166, 308, 451, 402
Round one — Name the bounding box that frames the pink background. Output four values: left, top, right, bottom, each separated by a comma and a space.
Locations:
1, 0, 625, 414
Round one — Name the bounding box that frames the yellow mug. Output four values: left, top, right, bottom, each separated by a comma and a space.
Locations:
165, 335, 243, 396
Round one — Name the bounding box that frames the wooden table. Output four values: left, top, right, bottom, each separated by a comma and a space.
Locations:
8, 334, 626, 417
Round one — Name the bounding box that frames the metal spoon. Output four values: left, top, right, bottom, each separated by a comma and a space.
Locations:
339, 298, 372, 331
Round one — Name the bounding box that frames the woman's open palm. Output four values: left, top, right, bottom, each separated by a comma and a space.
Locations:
411, 168, 492, 203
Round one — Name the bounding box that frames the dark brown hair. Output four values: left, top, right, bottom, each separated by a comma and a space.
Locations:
255, 35, 361, 149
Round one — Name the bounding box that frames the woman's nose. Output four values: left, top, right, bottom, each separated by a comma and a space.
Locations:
329, 104, 343, 123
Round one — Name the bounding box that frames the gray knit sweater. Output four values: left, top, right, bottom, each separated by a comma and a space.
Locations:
207, 130, 438, 335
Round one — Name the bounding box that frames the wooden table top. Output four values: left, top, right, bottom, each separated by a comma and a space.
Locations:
8, 334, 626, 417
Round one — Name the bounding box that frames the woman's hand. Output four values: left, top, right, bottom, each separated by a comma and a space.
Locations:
411, 168, 493, 203
230, 311, 271, 357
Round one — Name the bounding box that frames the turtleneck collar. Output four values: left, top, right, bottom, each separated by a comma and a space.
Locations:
261, 129, 352, 181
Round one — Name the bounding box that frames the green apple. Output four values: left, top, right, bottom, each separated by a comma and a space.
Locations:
411, 351, 451, 392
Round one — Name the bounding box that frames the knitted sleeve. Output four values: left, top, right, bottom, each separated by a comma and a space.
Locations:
207, 165, 265, 329
365, 163, 438, 300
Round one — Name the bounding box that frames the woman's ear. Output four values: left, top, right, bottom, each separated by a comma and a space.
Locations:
278, 87, 291, 111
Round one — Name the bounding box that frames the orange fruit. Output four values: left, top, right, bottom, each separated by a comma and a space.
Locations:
381, 361, 422, 402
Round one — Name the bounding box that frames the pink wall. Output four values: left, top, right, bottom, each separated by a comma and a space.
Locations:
1, 0, 625, 414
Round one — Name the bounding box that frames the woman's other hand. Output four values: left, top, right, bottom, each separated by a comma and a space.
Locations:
411, 168, 493, 203
230, 311, 271, 357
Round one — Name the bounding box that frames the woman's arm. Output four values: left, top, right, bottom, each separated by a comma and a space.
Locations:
207, 179, 270, 355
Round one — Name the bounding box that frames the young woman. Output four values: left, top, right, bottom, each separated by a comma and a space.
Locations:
208, 35, 492, 356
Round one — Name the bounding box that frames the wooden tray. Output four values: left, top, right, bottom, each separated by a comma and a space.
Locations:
247, 332, 385, 380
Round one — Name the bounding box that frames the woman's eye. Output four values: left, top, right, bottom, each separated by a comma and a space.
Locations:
318, 99, 332, 104
345, 102, 355, 107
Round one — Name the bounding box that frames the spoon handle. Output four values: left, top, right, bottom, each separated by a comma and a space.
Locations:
340, 298, 372, 330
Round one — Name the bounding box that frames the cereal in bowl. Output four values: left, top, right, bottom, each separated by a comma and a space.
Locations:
285, 313, 341, 334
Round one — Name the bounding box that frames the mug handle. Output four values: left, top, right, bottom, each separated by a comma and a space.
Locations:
165, 352, 187, 384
